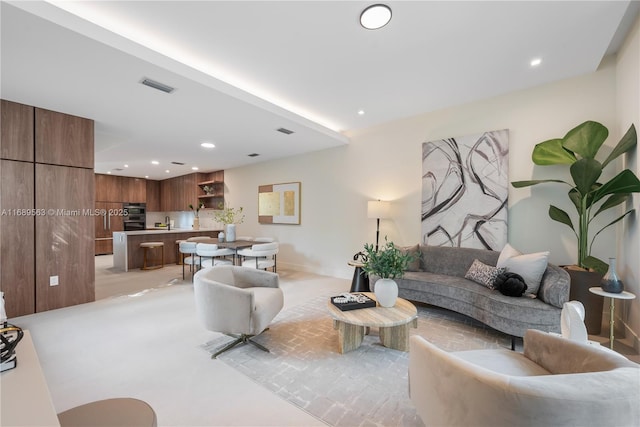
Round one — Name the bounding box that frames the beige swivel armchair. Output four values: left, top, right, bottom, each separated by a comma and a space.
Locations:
194, 265, 283, 358
409, 329, 640, 427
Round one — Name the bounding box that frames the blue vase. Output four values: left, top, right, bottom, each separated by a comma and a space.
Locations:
601, 257, 624, 293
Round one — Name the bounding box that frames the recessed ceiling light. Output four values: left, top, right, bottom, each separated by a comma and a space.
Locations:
151, 160, 159, 165
124, 164, 129, 168
192, 166, 199, 170
360, 4, 392, 30
201, 142, 215, 148
530, 58, 542, 67
358, 110, 365, 116
145, 175, 149, 179
165, 170, 170, 173
107, 171, 111, 174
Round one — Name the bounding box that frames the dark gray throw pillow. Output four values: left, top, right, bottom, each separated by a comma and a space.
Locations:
494, 272, 528, 297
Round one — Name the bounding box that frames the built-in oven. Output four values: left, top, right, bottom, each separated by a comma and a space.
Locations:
123, 203, 146, 231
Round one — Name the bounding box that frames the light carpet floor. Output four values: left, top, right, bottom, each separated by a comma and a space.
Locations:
203, 294, 510, 427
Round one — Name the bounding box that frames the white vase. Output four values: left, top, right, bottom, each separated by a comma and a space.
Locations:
226, 224, 236, 242
374, 278, 398, 307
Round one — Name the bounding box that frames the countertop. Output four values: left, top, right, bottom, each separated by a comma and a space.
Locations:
115, 228, 221, 236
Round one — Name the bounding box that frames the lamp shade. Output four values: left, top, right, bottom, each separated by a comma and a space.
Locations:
367, 200, 390, 219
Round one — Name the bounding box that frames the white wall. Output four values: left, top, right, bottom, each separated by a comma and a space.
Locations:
616, 12, 640, 347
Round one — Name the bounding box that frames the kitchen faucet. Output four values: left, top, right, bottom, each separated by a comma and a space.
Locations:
165, 215, 171, 231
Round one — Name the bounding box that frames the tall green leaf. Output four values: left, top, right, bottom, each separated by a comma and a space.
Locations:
531, 139, 576, 165
592, 193, 629, 217
592, 169, 640, 204
548, 205, 575, 233
563, 121, 608, 159
570, 158, 602, 196
602, 124, 637, 168
511, 179, 570, 188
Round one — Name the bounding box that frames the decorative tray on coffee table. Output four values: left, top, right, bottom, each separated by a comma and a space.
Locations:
330, 293, 376, 311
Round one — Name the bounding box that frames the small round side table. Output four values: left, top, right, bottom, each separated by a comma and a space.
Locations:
588, 287, 636, 350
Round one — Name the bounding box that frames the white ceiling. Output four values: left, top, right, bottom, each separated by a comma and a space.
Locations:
1, 1, 637, 180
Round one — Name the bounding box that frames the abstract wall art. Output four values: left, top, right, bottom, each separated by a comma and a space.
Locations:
258, 182, 301, 224
421, 129, 508, 250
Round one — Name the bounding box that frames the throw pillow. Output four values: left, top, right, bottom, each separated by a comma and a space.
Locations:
400, 244, 422, 271
496, 243, 549, 297
494, 272, 528, 297
464, 259, 505, 290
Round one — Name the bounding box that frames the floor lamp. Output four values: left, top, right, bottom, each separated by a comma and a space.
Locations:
367, 200, 390, 251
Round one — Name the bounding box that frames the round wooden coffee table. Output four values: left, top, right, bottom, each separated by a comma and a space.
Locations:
327, 292, 417, 353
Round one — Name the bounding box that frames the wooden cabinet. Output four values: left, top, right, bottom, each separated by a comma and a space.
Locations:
95, 174, 147, 203
125, 177, 146, 202
94, 201, 125, 255
1, 100, 34, 162
36, 164, 95, 312
146, 179, 161, 211
0, 160, 36, 317
197, 170, 225, 209
35, 108, 94, 168
161, 173, 198, 211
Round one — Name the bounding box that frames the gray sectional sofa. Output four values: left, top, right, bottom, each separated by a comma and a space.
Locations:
375, 245, 570, 341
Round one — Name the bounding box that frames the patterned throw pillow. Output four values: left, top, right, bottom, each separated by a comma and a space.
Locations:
464, 259, 506, 290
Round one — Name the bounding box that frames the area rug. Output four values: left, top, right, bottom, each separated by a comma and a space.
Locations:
202, 296, 511, 427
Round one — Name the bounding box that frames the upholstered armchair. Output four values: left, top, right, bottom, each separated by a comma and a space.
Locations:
194, 265, 283, 358
409, 329, 640, 427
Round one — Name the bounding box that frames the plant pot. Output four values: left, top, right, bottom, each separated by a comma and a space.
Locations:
374, 278, 398, 308
565, 267, 603, 335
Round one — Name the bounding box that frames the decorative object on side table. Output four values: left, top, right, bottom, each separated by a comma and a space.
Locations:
511, 121, 640, 333
361, 237, 416, 307
213, 202, 244, 242
601, 257, 624, 293
189, 202, 204, 230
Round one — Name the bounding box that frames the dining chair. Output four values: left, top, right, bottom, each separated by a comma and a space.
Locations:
237, 242, 279, 272
179, 241, 200, 281
196, 243, 234, 268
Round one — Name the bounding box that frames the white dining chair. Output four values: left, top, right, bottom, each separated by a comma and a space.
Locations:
237, 242, 279, 272
196, 243, 234, 268
179, 241, 200, 281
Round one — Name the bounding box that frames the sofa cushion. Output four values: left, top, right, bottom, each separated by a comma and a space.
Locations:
536, 265, 570, 309
421, 245, 499, 277
400, 244, 421, 271
497, 243, 549, 297
464, 259, 505, 289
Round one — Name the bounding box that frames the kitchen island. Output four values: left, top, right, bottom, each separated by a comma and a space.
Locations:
113, 228, 222, 271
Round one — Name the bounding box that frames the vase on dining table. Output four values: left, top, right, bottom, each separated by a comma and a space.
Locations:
226, 224, 236, 242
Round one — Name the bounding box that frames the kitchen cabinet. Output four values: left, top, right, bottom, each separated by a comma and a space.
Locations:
161, 173, 197, 212
125, 177, 146, 203
146, 179, 161, 211
95, 174, 147, 203
1, 99, 34, 162
95, 201, 125, 255
0, 98, 95, 317
0, 159, 36, 317
197, 170, 225, 209
36, 164, 94, 312
35, 108, 94, 168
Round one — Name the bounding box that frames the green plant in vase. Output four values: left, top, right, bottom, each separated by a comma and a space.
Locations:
361, 238, 416, 307
213, 202, 245, 242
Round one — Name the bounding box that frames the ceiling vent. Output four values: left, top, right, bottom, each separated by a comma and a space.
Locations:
112, 168, 123, 171
170, 161, 185, 165
140, 77, 175, 94
277, 127, 294, 135
248, 153, 260, 157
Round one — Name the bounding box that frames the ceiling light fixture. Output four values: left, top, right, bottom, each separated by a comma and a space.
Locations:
151, 160, 159, 165
165, 170, 170, 173
358, 110, 365, 116
360, 4, 392, 30
530, 58, 542, 67
140, 77, 175, 94
192, 166, 199, 171
124, 164, 129, 168
201, 142, 215, 148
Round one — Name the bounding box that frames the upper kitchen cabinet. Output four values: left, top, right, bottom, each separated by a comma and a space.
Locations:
35, 108, 94, 168
146, 179, 161, 212
161, 173, 197, 212
1, 99, 34, 162
125, 177, 146, 203
95, 174, 147, 203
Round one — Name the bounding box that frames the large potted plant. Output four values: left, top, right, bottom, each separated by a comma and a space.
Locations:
213, 202, 245, 242
361, 238, 416, 307
512, 120, 640, 332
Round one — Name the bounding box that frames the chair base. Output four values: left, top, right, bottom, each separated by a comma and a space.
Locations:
211, 332, 270, 359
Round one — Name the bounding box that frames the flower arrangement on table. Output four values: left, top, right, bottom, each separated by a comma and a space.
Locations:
188, 202, 205, 218
213, 202, 245, 225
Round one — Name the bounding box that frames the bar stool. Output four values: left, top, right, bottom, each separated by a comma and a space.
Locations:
140, 242, 164, 270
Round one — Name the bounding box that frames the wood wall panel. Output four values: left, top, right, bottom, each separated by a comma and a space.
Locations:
35, 164, 95, 312
1, 100, 34, 162
126, 177, 146, 203
146, 179, 161, 211
35, 108, 94, 168
0, 160, 35, 317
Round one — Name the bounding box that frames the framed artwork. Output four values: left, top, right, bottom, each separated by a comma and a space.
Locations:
421, 129, 509, 250
258, 182, 301, 224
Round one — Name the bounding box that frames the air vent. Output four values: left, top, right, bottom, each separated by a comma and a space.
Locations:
248, 153, 260, 157
112, 168, 123, 171
140, 77, 175, 94
277, 127, 294, 135
171, 161, 185, 165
